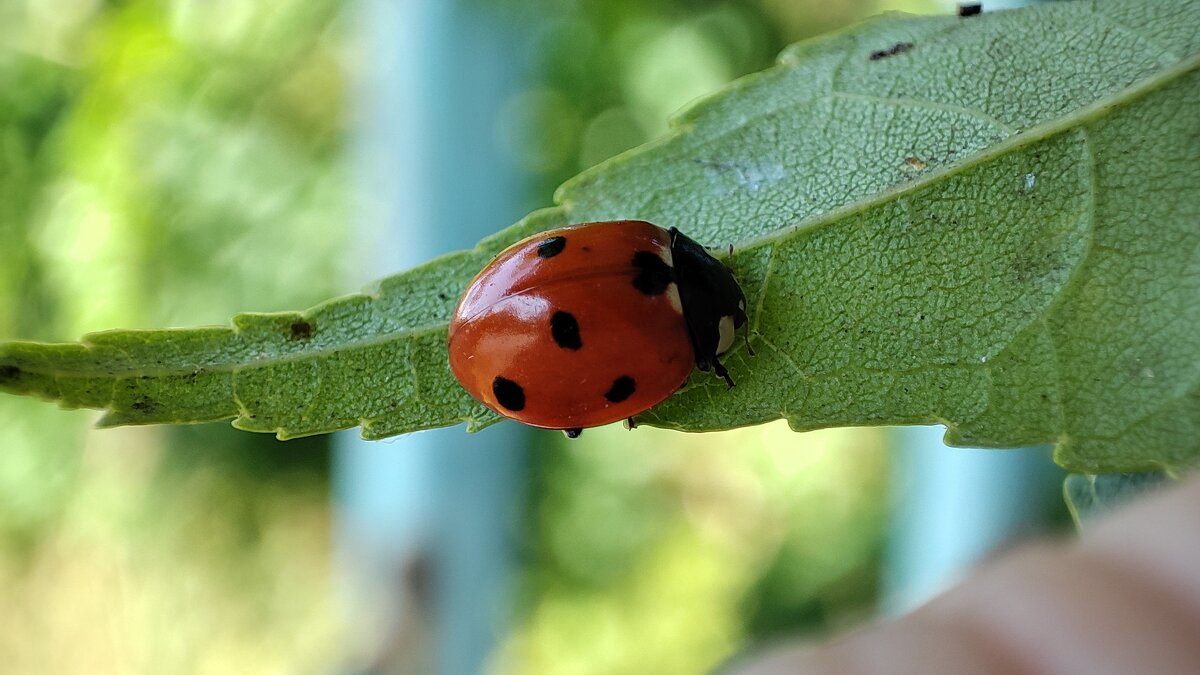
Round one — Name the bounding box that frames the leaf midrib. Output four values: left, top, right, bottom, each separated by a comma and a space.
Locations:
9, 49, 1197, 390
7, 320, 450, 381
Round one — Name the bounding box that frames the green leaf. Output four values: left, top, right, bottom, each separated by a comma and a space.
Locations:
2, 0, 1198, 472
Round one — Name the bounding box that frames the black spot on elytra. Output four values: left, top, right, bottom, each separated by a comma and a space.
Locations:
492, 376, 525, 411
958, 3, 982, 17
0, 365, 20, 384
605, 376, 636, 403
869, 42, 914, 60
550, 311, 582, 350
537, 236, 567, 258
631, 251, 673, 295
289, 320, 314, 341
131, 396, 157, 414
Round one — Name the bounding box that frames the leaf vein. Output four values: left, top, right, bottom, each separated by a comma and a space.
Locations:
1089, 2, 1181, 62
737, 52, 1200, 254
829, 91, 1017, 134
750, 244, 777, 336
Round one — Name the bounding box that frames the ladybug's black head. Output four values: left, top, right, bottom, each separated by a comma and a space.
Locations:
668, 227, 747, 387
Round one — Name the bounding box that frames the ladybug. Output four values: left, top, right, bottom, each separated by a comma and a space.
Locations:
448, 220, 748, 438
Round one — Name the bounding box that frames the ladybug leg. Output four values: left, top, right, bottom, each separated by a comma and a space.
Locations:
712, 357, 735, 389
624, 417, 638, 430
562, 428, 583, 439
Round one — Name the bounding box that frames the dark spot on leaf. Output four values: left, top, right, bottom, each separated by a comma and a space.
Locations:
289, 320, 314, 341
958, 3, 982, 17
438, 293, 448, 300
492, 376, 525, 411
695, 158, 739, 174
632, 251, 673, 295
869, 42, 914, 60
605, 376, 636, 403
550, 311, 582, 350
0, 365, 20, 384
131, 396, 157, 414
537, 236, 567, 258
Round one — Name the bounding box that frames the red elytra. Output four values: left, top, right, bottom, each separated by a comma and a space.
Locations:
448, 220, 747, 436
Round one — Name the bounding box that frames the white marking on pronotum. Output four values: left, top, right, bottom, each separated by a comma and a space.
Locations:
665, 284, 683, 315
657, 243, 684, 314
716, 299, 745, 354
717, 315, 736, 354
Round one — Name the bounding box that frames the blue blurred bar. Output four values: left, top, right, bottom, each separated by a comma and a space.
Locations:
336, 0, 532, 672
883, 425, 1062, 614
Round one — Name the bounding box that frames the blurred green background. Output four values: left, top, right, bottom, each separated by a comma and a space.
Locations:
0, 0, 940, 672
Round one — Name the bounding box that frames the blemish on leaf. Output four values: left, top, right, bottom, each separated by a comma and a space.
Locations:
903, 157, 927, 171
289, 320, 315, 341
697, 158, 785, 193
869, 42, 914, 61
0, 365, 21, 384
131, 396, 157, 414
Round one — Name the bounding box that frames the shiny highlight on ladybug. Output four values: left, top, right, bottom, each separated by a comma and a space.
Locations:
448, 220, 748, 437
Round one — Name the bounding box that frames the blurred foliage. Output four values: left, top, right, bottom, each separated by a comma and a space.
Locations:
497, 0, 936, 212
506, 423, 888, 674
0, 0, 348, 671
2, 0, 934, 672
